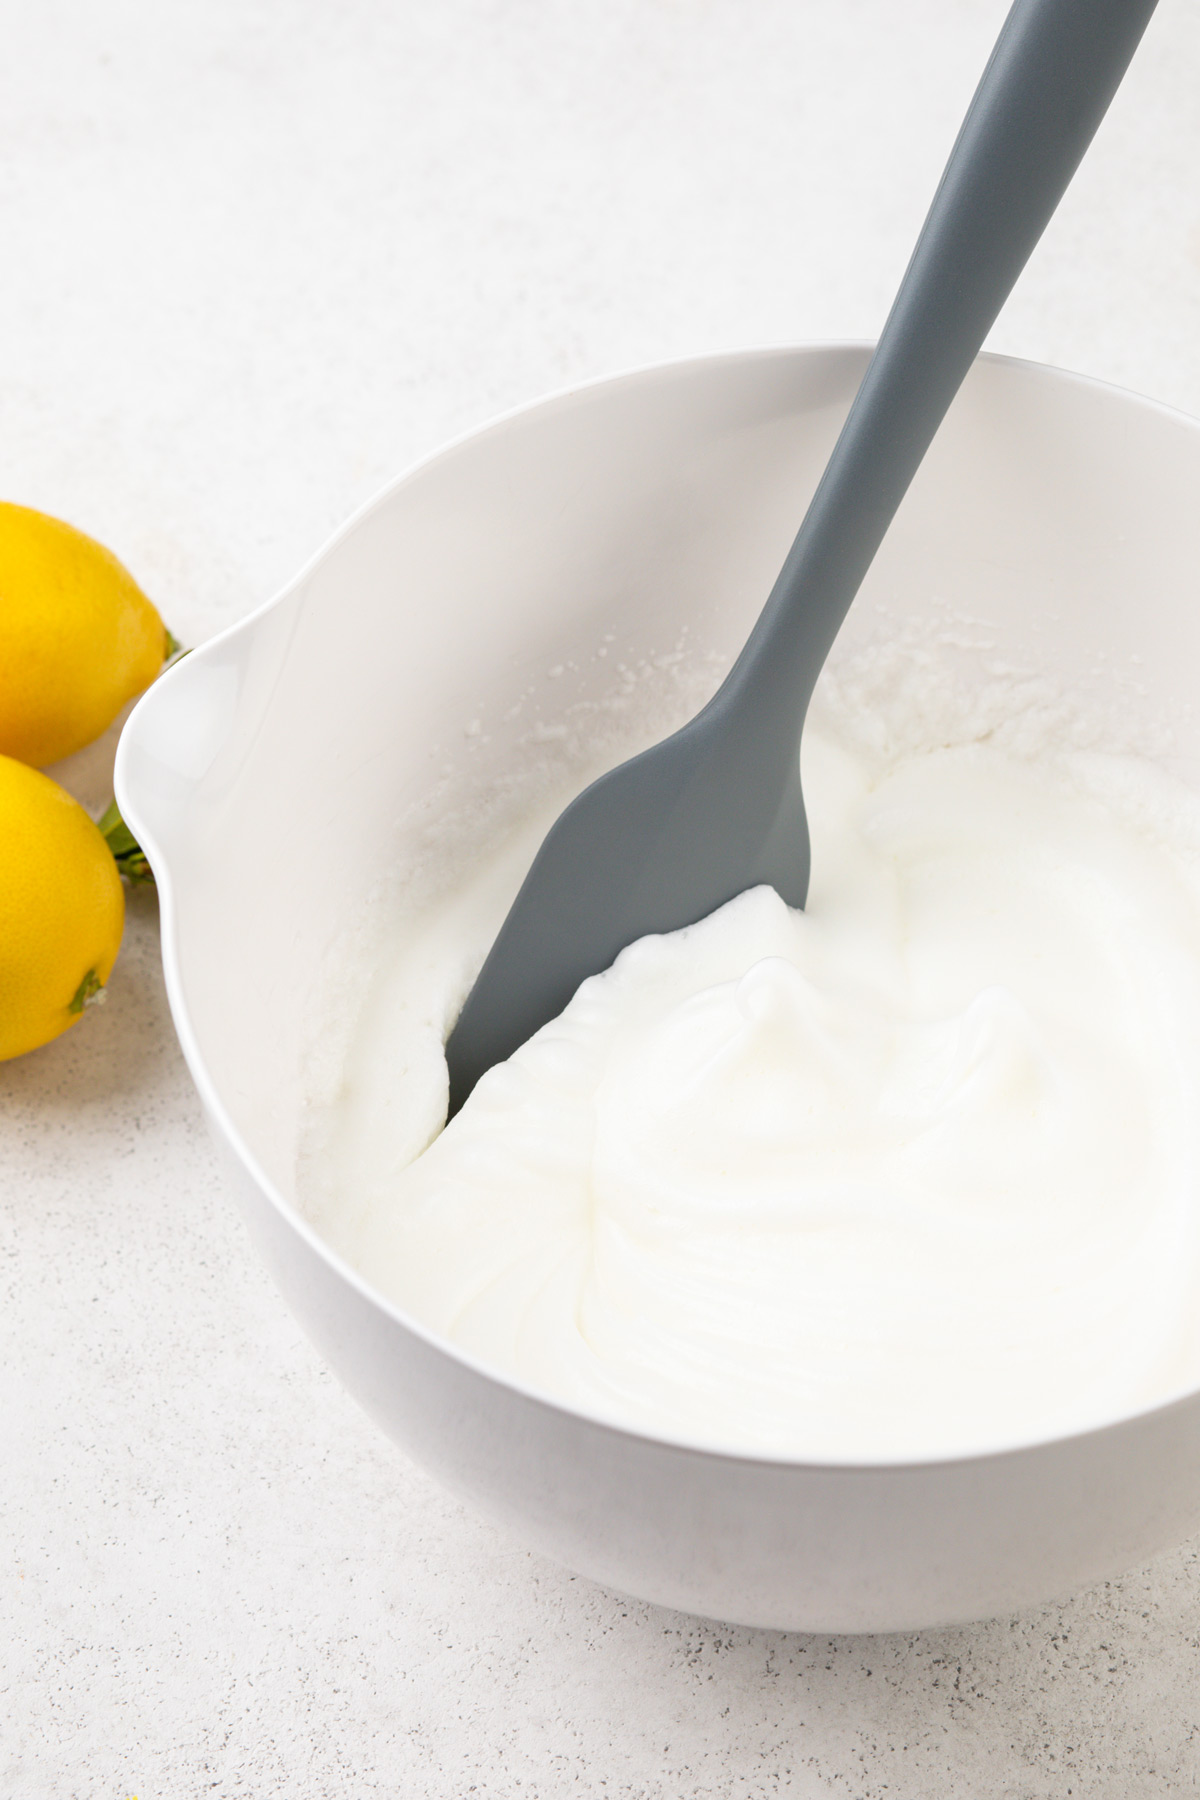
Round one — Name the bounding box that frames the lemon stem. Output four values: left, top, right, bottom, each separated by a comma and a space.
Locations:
97, 799, 155, 887
69, 968, 105, 1015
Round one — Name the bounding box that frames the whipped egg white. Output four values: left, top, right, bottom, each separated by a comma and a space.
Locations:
315, 721, 1200, 1460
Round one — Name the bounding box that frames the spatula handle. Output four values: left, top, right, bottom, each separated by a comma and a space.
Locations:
734, 0, 1160, 712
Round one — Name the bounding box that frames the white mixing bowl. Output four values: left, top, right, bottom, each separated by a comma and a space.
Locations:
116, 345, 1200, 1633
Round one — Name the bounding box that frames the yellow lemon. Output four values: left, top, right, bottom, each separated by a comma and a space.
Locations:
0, 754, 124, 1060
0, 501, 169, 767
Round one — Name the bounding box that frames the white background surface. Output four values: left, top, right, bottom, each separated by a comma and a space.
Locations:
4, 2, 1200, 1794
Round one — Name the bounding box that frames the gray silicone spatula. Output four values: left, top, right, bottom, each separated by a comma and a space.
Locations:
445, 0, 1160, 1114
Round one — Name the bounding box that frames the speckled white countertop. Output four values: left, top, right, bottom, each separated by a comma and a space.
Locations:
5, 3, 1200, 1794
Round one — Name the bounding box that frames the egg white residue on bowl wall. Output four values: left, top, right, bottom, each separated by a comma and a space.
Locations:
299, 631, 1200, 1463
294, 620, 734, 1175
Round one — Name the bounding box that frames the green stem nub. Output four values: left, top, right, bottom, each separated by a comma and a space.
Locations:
69, 968, 105, 1015
97, 799, 155, 887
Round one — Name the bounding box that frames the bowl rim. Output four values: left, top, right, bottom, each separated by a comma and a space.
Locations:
116, 339, 1200, 1476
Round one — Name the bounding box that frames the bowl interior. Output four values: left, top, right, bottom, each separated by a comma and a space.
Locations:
118, 346, 1200, 1217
